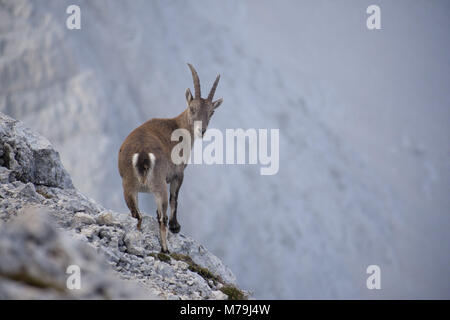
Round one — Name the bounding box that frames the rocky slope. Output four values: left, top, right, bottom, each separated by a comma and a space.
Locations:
0, 112, 245, 299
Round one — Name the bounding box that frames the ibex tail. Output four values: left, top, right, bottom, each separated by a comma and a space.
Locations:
132, 152, 155, 185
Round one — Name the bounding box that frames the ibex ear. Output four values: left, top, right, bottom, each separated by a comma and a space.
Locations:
212, 98, 223, 109
185, 88, 193, 106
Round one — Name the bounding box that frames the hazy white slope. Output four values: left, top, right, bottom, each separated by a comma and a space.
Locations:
244, 0, 450, 298
1, 0, 449, 298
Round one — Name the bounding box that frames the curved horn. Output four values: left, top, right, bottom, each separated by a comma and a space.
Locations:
187, 63, 201, 99
208, 74, 220, 101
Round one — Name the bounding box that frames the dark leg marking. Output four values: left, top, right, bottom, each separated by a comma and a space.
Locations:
169, 175, 183, 234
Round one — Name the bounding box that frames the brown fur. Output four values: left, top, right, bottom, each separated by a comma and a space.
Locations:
118, 64, 223, 253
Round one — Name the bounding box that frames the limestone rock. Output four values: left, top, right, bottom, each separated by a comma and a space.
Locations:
0, 208, 153, 299
0, 112, 246, 300
0, 113, 73, 189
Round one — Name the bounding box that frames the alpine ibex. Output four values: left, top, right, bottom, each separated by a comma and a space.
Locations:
118, 64, 223, 253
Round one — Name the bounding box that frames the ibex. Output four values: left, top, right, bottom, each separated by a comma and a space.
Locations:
118, 64, 223, 253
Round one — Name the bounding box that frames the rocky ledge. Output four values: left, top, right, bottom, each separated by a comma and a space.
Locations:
0, 112, 247, 300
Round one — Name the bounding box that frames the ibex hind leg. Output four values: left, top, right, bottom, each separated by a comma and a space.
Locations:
154, 189, 169, 253
124, 190, 142, 230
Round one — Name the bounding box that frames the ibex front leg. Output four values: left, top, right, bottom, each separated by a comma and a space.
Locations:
169, 174, 183, 234
154, 187, 169, 253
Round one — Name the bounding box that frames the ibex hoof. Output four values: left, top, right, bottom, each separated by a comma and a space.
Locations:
169, 220, 181, 234
161, 248, 170, 254
136, 218, 142, 231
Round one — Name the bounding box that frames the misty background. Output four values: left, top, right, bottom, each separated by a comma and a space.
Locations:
1, 0, 449, 298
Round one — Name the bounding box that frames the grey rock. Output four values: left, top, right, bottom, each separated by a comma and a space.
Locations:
155, 263, 174, 279
210, 290, 228, 300
79, 225, 98, 239
0, 208, 153, 299
123, 230, 146, 256
0, 113, 73, 189
167, 232, 237, 285
15, 182, 39, 199
0, 167, 13, 184
96, 211, 115, 226
73, 212, 96, 226
0, 112, 246, 300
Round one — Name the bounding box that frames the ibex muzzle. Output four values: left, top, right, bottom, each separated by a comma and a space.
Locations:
118, 64, 223, 253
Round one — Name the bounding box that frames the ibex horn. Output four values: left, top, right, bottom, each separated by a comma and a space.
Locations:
187, 63, 201, 99
208, 74, 220, 101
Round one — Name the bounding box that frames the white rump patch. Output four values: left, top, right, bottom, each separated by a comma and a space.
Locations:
149, 153, 155, 167
132, 153, 139, 167
131, 152, 155, 187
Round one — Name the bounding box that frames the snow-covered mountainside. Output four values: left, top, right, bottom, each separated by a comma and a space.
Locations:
1, 0, 449, 298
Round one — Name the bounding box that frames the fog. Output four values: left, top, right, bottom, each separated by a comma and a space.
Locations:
1, 0, 449, 298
